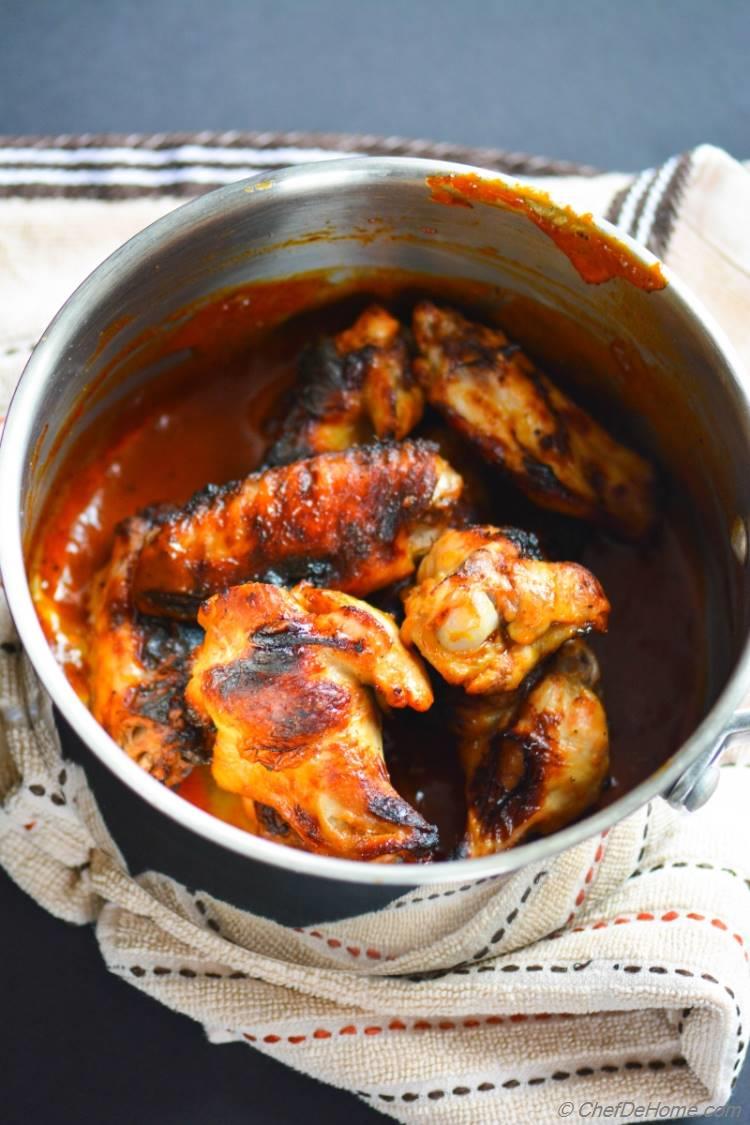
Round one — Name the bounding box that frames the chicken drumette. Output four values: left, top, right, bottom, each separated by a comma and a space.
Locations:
413, 301, 655, 539
186, 581, 438, 861
401, 525, 609, 694
456, 640, 609, 855
266, 305, 424, 466
89, 517, 208, 786
133, 440, 462, 619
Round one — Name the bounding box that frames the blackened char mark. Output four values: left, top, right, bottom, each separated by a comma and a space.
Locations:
470, 728, 549, 845
298, 339, 368, 416
139, 590, 205, 618
368, 791, 439, 845
526, 366, 571, 458
141, 558, 347, 618
130, 679, 210, 765
205, 649, 351, 754
496, 526, 545, 561
131, 680, 174, 725
211, 646, 299, 689
521, 455, 578, 504
140, 616, 204, 670
135, 615, 209, 764
293, 805, 323, 846
252, 621, 365, 656
265, 432, 317, 469
452, 340, 498, 370
584, 461, 607, 503
255, 802, 292, 837
178, 481, 227, 521
258, 558, 340, 588
265, 339, 371, 468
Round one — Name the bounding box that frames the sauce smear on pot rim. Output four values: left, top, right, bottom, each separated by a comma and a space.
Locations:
426, 173, 667, 290
29, 277, 705, 858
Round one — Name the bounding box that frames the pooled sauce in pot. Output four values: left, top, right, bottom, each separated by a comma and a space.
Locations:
30, 275, 706, 858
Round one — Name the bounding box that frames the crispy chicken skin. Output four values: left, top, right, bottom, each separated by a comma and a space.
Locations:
457, 639, 609, 855
89, 517, 208, 786
186, 581, 438, 861
266, 305, 424, 466
401, 526, 609, 694
133, 440, 463, 620
413, 301, 655, 539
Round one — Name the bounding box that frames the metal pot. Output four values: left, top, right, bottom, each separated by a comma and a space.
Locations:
2, 157, 750, 924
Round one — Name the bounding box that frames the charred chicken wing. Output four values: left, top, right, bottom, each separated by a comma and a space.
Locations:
186, 581, 438, 861
266, 305, 424, 466
457, 639, 609, 855
413, 301, 655, 538
133, 441, 463, 619
401, 526, 609, 694
89, 517, 208, 786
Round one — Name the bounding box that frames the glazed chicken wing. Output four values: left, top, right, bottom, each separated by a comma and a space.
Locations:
401, 526, 609, 693
457, 640, 609, 855
89, 517, 208, 786
266, 305, 424, 466
133, 441, 462, 619
413, 301, 655, 539
186, 581, 438, 861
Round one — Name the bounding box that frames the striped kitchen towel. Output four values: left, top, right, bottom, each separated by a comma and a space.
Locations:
1, 133, 750, 1125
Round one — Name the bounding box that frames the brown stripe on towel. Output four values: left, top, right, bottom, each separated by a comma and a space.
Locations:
0, 129, 600, 174
605, 177, 636, 227
0, 131, 601, 200
626, 167, 660, 238
2, 160, 267, 174
647, 151, 695, 258
0, 181, 218, 201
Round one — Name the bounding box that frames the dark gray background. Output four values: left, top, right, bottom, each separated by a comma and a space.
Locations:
2, 1, 749, 1122
2, 0, 750, 169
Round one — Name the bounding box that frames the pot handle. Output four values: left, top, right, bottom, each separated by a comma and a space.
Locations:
665, 707, 750, 811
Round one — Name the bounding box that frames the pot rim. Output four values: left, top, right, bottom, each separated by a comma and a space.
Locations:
2, 155, 749, 887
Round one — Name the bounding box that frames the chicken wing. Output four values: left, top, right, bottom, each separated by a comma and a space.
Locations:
133, 440, 463, 619
413, 301, 655, 538
89, 517, 208, 786
457, 640, 609, 855
401, 525, 609, 694
266, 305, 424, 466
186, 581, 438, 861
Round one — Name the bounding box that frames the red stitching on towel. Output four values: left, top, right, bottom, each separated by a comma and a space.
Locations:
566, 910, 747, 957
240, 1012, 574, 1046
293, 927, 393, 961
566, 830, 609, 923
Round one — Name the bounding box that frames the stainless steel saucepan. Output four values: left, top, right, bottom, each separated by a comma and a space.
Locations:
2, 157, 749, 923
